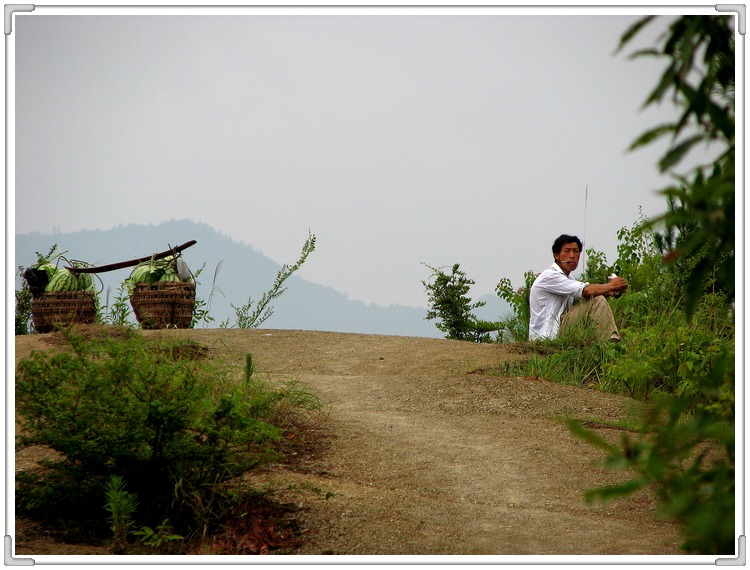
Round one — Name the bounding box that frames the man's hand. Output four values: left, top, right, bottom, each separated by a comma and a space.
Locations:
609, 276, 628, 293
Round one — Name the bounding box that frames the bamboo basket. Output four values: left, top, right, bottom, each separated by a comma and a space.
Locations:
32, 291, 98, 333
130, 281, 196, 329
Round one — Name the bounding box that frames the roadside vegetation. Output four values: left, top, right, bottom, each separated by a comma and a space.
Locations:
15, 327, 325, 554
422, 15, 735, 555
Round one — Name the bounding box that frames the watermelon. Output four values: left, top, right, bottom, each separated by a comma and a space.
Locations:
46, 269, 79, 292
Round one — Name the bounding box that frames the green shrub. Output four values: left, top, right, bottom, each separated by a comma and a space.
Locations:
15, 267, 33, 335
495, 270, 536, 341
15, 328, 320, 545
422, 263, 500, 342
602, 295, 733, 401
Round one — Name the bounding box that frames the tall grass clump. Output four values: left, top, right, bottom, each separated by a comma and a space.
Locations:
520, 322, 621, 388
15, 327, 323, 552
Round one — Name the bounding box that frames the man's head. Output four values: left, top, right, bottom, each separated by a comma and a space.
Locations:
552, 234, 583, 275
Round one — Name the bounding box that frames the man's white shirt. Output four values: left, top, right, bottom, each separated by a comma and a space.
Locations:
528, 263, 588, 340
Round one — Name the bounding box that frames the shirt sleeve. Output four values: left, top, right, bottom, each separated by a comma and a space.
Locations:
535, 270, 588, 298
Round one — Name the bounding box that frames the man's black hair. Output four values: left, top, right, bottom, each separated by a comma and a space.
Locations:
552, 234, 583, 256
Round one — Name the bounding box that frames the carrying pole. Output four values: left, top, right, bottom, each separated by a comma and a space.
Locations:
65, 240, 197, 274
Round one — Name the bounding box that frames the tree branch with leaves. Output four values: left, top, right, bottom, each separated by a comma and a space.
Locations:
619, 14, 735, 317
227, 231, 317, 329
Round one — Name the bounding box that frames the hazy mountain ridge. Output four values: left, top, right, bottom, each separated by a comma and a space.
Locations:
14, 220, 512, 337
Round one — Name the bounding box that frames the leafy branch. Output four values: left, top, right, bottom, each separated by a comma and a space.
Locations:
228, 231, 316, 329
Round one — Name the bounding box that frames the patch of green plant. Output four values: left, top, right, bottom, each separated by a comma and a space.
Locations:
100, 284, 135, 328
422, 262, 501, 342
15, 266, 33, 335
224, 231, 316, 329
527, 342, 619, 389
15, 328, 322, 549
104, 475, 138, 554
602, 297, 733, 402
496, 311, 615, 387
132, 519, 184, 553
523, 344, 615, 388
495, 270, 536, 341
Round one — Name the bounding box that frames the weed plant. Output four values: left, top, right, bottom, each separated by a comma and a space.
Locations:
224, 232, 316, 329
104, 475, 138, 554
100, 284, 134, 327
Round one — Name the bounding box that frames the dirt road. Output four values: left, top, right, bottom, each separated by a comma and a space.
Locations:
14, 328, 683, 556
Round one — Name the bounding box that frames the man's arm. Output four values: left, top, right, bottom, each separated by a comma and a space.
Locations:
583, 277, 628, 298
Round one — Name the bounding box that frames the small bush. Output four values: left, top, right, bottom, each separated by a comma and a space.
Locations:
15, 269, 33, 335
15, 327, 321, 547
495, 270, 536, 341
422, 263, 500, 342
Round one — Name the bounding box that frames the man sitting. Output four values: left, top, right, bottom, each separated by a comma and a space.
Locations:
528, 234, 628, 342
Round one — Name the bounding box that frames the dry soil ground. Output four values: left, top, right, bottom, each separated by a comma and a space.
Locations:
12, 327, 684, 558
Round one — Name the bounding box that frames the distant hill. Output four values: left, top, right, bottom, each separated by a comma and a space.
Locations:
14, 220, 512, 338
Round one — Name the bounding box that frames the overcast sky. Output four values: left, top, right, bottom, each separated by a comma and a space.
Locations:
12, 6, 721, 308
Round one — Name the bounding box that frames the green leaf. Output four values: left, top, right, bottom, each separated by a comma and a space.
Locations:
584, 479, 647, 503
625, 47, 661, 60
705, 99, 734, 141
658, 134, 705, 172
616, 15, 656, 53
628, 123, 675, 152
567, 420, 620, 454
644, 66, 678, 107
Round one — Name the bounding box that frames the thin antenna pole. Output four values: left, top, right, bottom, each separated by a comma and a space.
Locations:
583, 185, 588, 276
